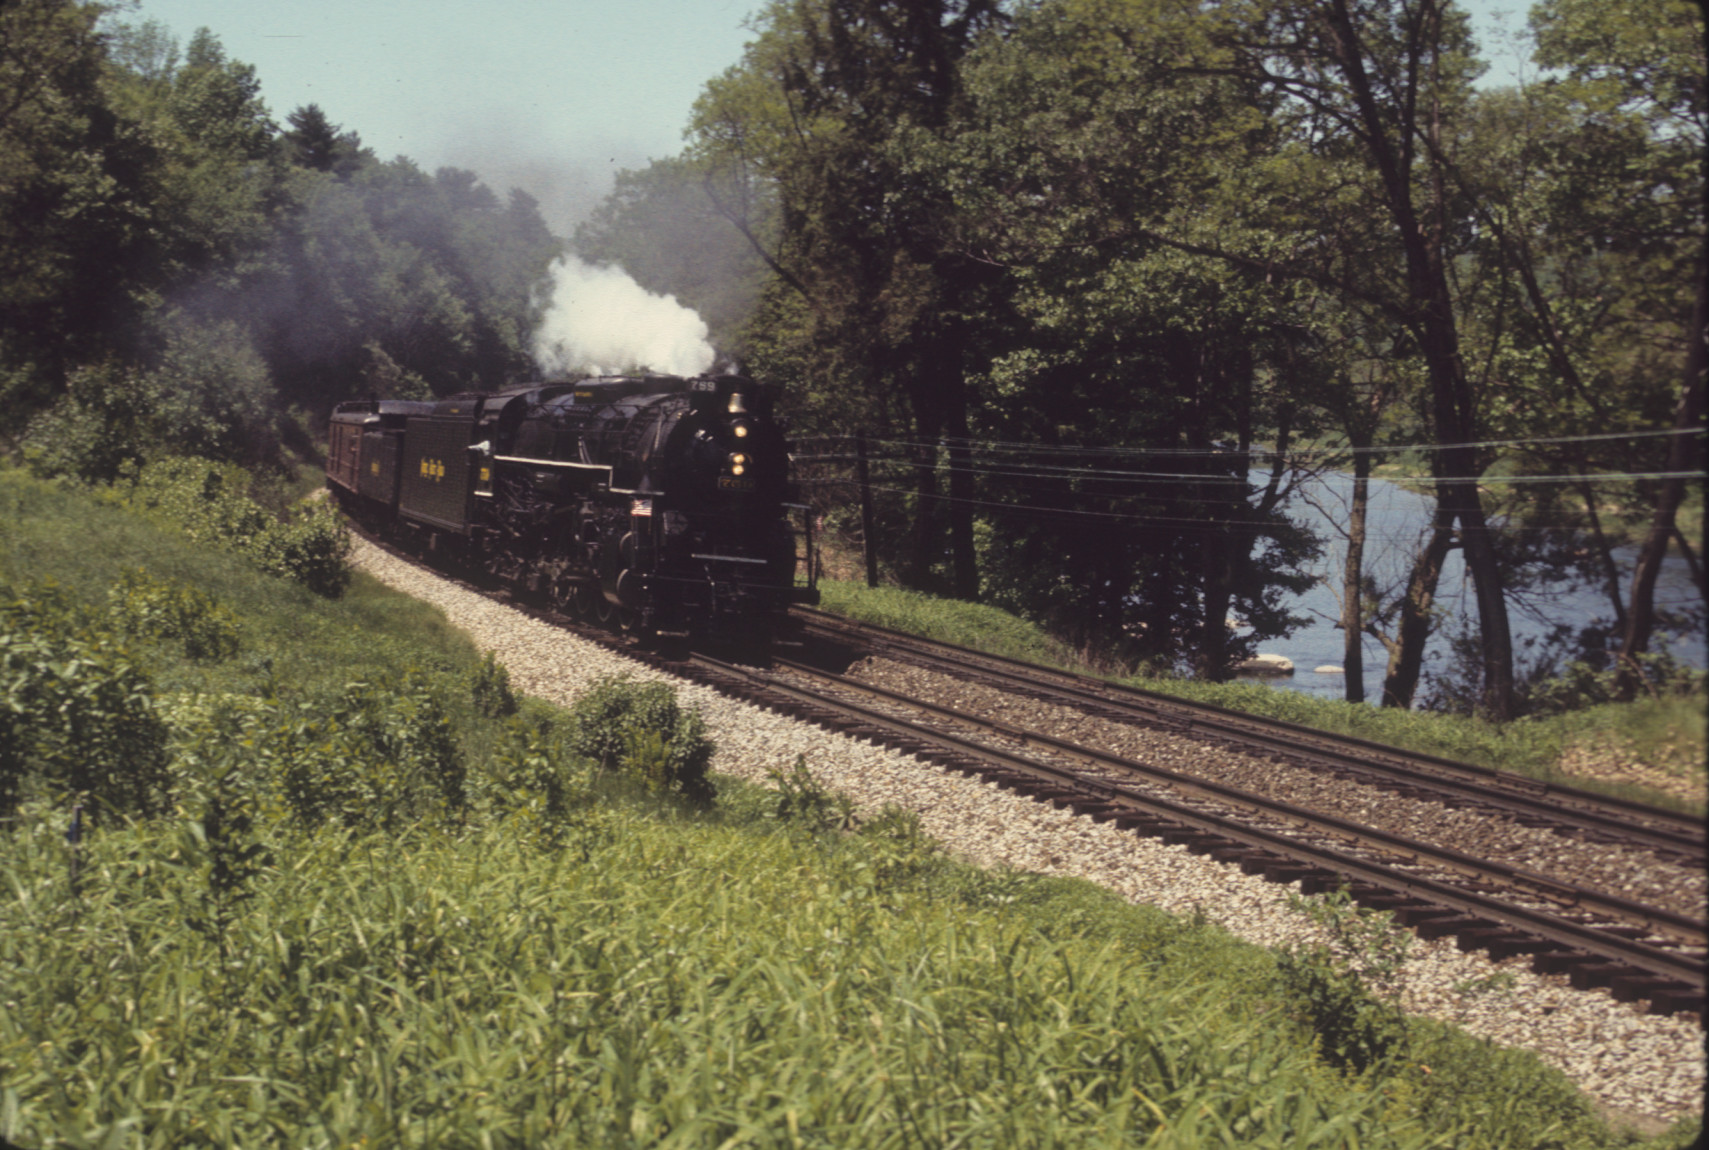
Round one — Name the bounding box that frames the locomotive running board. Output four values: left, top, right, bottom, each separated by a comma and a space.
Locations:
691, 553, 768, 564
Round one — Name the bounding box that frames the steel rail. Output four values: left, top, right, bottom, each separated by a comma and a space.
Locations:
768, 654, 1706, 949
695, 653, 1705, 999
795, 609, 1707, 856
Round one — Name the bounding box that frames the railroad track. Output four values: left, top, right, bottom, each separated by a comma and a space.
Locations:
793, 608, 1707, 866
347, 529, 1707, 1018
652, 645, 1705, 1019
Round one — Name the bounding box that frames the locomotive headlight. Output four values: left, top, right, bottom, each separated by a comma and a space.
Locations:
732, 421, 750, 438
732, 464, 746, 476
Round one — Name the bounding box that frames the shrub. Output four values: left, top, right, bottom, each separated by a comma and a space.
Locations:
284, 674, 465, 825
0, 583, 171, 821
482, 714, 599, 850
247, 501, 352, 597
18, 317, 282, 483
125, 456, 272, 547
768, 754, 856, 832
19, 363, 152, 484
123, 456, 352, 597
468, 650, 517, 718
108, 568, 240, 661
162, 674, 467, 831
567, 675, 714, 803
174, 736, 272, 954
143, 315, 280, 471
1275, 890, 1413, 1074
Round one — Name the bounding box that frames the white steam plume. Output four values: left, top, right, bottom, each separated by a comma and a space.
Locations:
533, 257, 715, 377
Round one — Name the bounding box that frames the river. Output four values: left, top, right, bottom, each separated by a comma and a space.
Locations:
1239, 473, 1707, 704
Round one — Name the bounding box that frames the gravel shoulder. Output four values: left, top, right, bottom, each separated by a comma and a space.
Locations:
351, 539, 1706, 1127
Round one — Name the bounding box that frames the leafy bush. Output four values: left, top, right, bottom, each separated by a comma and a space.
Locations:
280, 674, 466, 826
482, 713, 598, 849
468, 650, 518, 718
245, 500, 352, 597
143, 315, 279, 470
108, 567, 241, 661
19, 362, 153, 483
174, 732, 273, 952
125, 455, 272, 546
19, 318, 281, 483
161, 673, 467, 831
1523, 651, 1706, 717
122, 456, 352, 597
1275, 891, 1413, 1074
768, 754, 857, 832
0, 583, 171, 821
1425, 618, 1706, 719
567, 675, 714, 803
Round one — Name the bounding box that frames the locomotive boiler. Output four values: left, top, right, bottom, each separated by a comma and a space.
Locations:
327, 373, 817, 641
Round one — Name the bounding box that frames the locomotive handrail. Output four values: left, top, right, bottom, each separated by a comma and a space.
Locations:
492, 454, 612, 472
692, 553, 768, 565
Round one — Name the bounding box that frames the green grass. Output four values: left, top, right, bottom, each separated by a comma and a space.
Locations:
0, 462, 483, 711
0, 464, 1697, 1148
816, 579, 1080, 666
812, 576, 1706, 815
0, 788, 1651, 1149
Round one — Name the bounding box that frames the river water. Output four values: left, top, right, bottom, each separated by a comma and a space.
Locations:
1239, 473, 1707, 704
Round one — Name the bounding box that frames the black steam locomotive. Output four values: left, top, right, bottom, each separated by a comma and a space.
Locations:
326, 373, 817, 641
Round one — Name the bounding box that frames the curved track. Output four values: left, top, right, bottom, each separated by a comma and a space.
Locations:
659, 646, 1703, 1019
348, 528, 1707, 1019
794, 609, 1705, 864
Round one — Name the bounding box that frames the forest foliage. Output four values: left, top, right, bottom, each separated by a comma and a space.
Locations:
0, 2, 563, 478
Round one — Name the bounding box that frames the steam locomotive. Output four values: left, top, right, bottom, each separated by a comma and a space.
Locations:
326, 373, 817, 641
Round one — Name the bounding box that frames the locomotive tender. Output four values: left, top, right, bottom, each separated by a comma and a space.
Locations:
327, 373, 817, 640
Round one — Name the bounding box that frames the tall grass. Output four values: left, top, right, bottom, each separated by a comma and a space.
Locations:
1, 802, 1636, 1149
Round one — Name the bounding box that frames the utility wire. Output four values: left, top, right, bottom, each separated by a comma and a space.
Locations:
851, 425, 1702, 457
794, 454, 1703, 487
802, 477, 1692, 543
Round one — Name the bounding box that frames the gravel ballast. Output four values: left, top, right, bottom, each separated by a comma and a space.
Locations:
351, 539, 1705, 1125
838, 657, 1708, 918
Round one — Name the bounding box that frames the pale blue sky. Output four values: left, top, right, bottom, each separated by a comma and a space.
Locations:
128, 0, 765, 234
126, 0, 1532, 239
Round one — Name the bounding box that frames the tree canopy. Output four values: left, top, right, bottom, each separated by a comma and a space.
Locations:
0, 2, 562, 478
614, 0, 1703, 707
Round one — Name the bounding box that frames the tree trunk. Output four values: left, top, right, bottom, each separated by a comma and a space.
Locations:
1574, 477, 1630, 632
942, 356, 980, 600
1442, 477, 1515, 717
1341, 453, 1371, 703
1326, 0, 1515, 717
906, 438, 940, 589
1381, 504, 1454, 708
1197, 527, 1235, 680
1616, 251, 1707, 695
